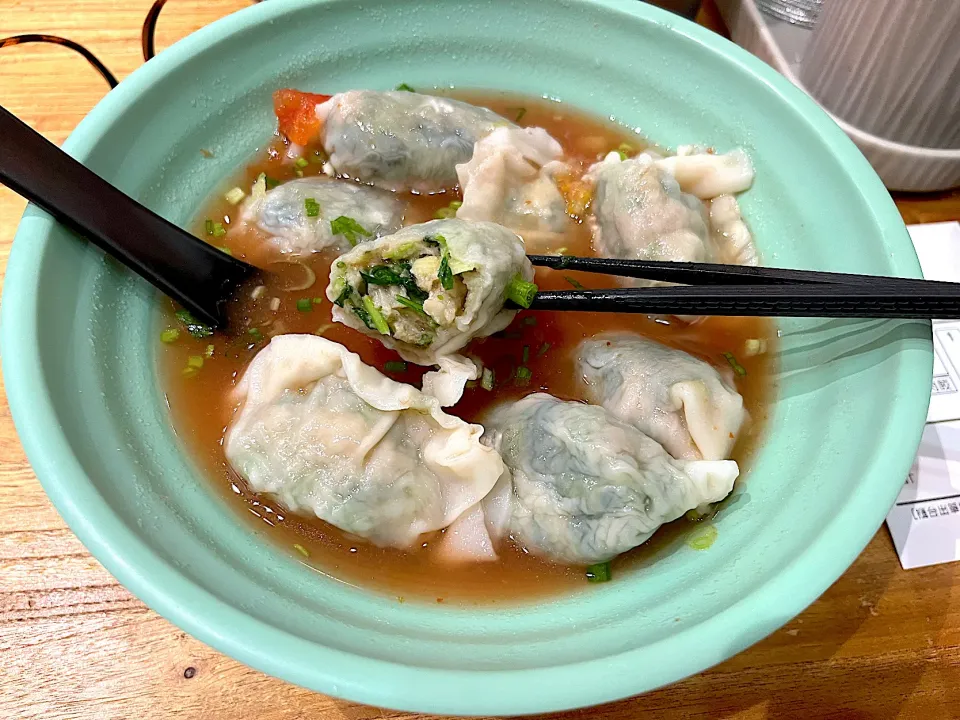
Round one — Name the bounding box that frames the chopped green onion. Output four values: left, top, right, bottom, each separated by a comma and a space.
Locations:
361, 295, 391, 335
304, 197, 321, 217
212, 222, 226, 238
160, 328, 180, 344
204, 218, 214, 235
433, 199, 463, 219
294, 156, 309, 169
481, 367, 495, 391
586, 562, 611, 583
384, 360, 407, 373
312, 297, 323, 305
395, 82, 416, 92
505, 275, 539, 308
437, 253, 454, 290
175, 309, 213, 339
687, 525, 718, 551
248, 327, 264, 342
217, 246, 232, 256
187, 355, 204, 369
522, 345, 530, 363
265, 176, 281, 189
293, 543, 310, 557
296, 298, 313, 312
515, 366, 532, 386
722, 352, 747, 377
330, 216, 372, 246
224, 186, 245, 205
564, 275, 585, 290
396, 294, 428, 316
537, 342, 552, 357
204, 344, 215, 358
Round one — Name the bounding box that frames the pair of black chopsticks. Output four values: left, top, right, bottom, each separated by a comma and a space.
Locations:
521, 255, 955, 318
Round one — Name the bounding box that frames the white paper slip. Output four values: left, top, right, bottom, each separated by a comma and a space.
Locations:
886, 221, 960, 569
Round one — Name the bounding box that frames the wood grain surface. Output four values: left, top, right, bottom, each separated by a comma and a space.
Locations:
2, 2, 960, 718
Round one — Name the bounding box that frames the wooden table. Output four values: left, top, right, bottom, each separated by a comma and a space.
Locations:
2, 2, 960, 718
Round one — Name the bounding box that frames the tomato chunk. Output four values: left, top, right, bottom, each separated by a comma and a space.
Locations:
273, 89, 332, 146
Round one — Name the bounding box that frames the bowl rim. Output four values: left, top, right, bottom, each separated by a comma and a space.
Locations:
0, 0, 931, 714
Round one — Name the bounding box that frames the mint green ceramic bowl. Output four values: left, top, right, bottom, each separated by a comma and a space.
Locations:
1, 0, 931, 714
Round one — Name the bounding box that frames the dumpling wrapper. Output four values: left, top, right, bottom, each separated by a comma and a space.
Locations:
455, 127, 568, 250
316, 90, 513, 192
236, 176, 404, 258
655, 145, 755, 200
224, 334, 504, 548
481, 393, 739, 564
577, 333, 747, 461
326, 219, 534, 366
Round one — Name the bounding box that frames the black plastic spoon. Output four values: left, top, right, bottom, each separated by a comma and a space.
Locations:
0, 105, 257, 328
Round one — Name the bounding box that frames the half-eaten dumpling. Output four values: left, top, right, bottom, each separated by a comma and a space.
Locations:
482, 393, 739, 564
577, 333, 746, 461
655, 146, 754, 200
238, 176, 405, 256
274, 89, 512, 192
326, 219, 535, 365
455, 127, 568, 248
224, 334, 504, 548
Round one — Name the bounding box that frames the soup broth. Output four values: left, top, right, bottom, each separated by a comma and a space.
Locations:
158, 91, 775, 604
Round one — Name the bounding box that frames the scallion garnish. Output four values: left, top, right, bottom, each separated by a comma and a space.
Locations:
433, 199, 463, 219
522, 345, 530, 363
384, 360, 407, 373
515, 366, 532, 386
296, 298, 313, 312
537, 342, 552, 357
312, 297, 323, 305
175, 309, 213, 339
510, 107, 527, 122
181, 366, 199, 378
304, 197, 321, 217
395, 82, 416, 92
187, 355, 204, 369
294, 156, 309, 169
361, 295, 391, 335
396, 294, 428, 316
224, 187, 245, 205
217, 246, 232, 256
212, 222, 227, 238
505, 275, 539, 308
586, 562, 611, 583
204, 218, 214, 235
564, 275, 585, 290
481, 367, 495, 391
293, 543, 310, 557
248, 327, 264, 342
723, 352, 747, 377
204, 344, 215, 358
160, 328, 180, 343
330, 216, 372, 246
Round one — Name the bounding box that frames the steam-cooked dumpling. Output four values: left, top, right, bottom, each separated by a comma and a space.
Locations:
224, 334, 504, 548
588, 153, 715, 271
238, 176, 405, 256
709, 194, 758, 267
655, 146, 754, 200
482, 394, 739, 564
577, 334, 746, 461
326, 219, 534, 365
313, 91, 512, 192
455, 127, 568, 247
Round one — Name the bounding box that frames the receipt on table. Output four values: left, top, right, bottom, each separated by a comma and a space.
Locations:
886, 222, 960, 569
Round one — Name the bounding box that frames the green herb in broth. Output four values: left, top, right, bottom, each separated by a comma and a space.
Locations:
723, 351, 747, 377
586, 562, 611, 583
330, 215, 371, 246
505, 275, 538, 308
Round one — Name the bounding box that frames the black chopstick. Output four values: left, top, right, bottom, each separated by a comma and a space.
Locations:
523, 284, 960, 318
527, 255, 934, 289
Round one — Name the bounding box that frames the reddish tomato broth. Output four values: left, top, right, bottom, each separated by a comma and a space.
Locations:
157, 91, 776, 604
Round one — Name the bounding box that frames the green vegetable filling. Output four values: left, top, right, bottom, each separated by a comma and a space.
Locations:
361, 295, 390, 335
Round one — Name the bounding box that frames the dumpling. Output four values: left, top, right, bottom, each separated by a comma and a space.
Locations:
455, 127, 568, 247
709, 194, 758, 267
274, 89, 512, 192
655, 146, 754, 200
588, 153, 716, 272
223, 334, 504, 548
238, 176, 405, 256
326, 218, 535, 365
577, 333, 746, 461
482, 393, 739, 564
